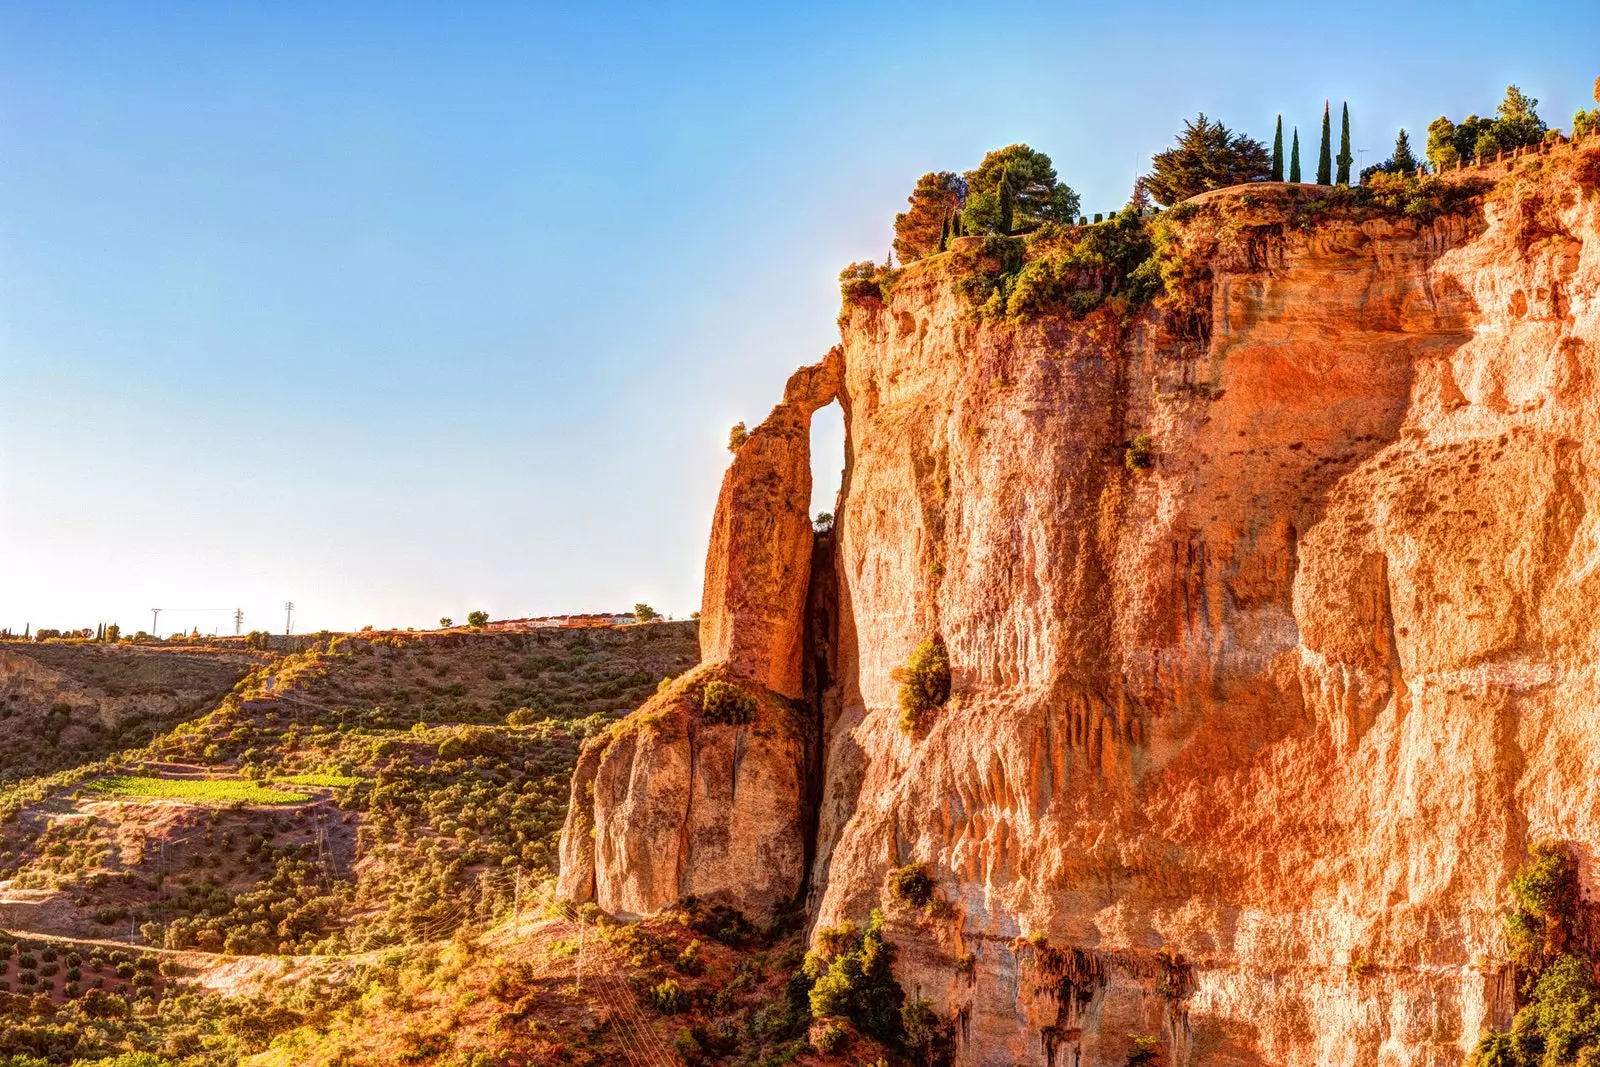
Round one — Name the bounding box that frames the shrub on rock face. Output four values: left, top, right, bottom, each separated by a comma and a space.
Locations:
896, 637, 950, 734
804, 910, 905, 1044
887, 864, 934, 910
699, 680, 756, 726
1470, 840, 1600, 1067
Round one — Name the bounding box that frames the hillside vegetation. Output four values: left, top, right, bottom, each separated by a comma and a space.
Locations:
0, 624, 701, 1065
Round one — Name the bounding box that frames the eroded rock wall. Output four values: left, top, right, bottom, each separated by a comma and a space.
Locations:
558, 147, 1600, 1064
805, 151, 1600, 1066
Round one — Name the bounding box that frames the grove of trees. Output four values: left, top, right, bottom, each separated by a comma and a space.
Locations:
1143, 114, 1271, 205
890, 144, 1080, 260
1426, 85, 1548, 170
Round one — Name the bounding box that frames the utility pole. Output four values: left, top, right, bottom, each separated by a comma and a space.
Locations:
513, 868, 522, 923
284, 602, 295, 636
234, 608, 244, 636
151, 608, 161, 635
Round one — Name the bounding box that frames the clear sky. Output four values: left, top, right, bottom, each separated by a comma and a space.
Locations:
3, 1, 1597, 635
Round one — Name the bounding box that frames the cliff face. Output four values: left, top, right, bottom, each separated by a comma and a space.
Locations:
561, 144, 1600, 1064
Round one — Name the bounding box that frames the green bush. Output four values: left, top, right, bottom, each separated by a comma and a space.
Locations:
1470, 840, 1600, 1066
902, 998, 952, 1062
897, 637, 951, 735
887, 864, 935, 910
647, 977, 689, 1014
804, 910, 904, 1045
699, 680, 756, 726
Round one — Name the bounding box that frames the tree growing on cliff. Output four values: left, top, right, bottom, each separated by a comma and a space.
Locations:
1360, 129, 1419, 183
634, 603, 659, 623
1336, 102, 1353, 185
728, 421, 749, 452
1426, 116, 1460, 170
1492, 85, 1547, 151
1271, 115, 1284, 181
1469, 840, 1600, 1067
805, 911, 906, 1045
892, 171, 966, 263
1317, 101, 1333, 184
1290, 127, 1302, 182
1575, 77, 1600, 139
895, 635, 951, 734
960, 144, 1079, 234
1142, 114, 1271, 206
466, 610, 488, 628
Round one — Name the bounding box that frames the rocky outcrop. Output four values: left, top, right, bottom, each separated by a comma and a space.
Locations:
700, 346, 844, 699
561, 144, 1600, 1064
557, 351, 843, 919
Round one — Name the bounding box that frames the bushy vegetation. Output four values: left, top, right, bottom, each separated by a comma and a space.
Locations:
896, 636, 951, 735
698, 679, 757, 726
0, 644, 255, 782
1361, 128, 1422, 183
804, 910, 905, 1045
1144, 113, 1271, 205
1293, 170, 1487, 227
893, 171, 967, 262
959, 144, 1080, 236
838, 258, 901, 317
886, 863, 935, 909
1427, 86, 1549, 170
1469, 840, 1600, 1066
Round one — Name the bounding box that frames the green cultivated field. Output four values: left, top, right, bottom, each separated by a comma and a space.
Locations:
84, 775, 310, 805
276, 772, 361, 787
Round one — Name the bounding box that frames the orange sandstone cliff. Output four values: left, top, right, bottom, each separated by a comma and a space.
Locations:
560, 145, 1600, 1065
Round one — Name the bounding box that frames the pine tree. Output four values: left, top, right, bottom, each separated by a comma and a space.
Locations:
1290, 127, 1302, 182
937, 213, 950, 252
1336, 102, 1353, 184
997, 167, 1014, 235
1392, 129, 1418, 174
1271, 115, 1284, 181
1317, 100, 1333, 184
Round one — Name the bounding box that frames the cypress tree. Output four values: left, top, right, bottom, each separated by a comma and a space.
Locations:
1290, 128, 1302, 182
937, 212, 950, 252
997, 167, 1014, 235
1317, 100, 1333, 184
1271, 116, 1284, 181
1336, 102, 1353, 185
953, 209, 963, 237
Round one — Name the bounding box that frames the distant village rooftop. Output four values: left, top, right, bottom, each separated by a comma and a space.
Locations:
484, 613, 641, 630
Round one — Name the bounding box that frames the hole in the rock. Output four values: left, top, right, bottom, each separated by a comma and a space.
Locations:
810, 400, 845, 523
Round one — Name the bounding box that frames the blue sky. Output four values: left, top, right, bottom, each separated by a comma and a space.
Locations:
3, 1, 1596, 635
